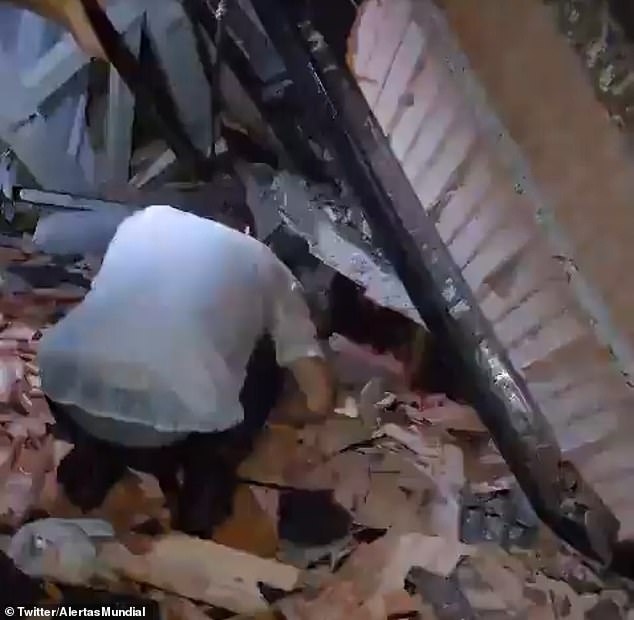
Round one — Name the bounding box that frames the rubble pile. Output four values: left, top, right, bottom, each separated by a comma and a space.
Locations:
0, 234, 631, 619
0, 234, 92, 527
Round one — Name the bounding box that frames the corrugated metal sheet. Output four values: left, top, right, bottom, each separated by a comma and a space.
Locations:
349, 0, 634, 537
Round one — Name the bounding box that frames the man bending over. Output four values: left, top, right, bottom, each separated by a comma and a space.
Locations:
37, 204, 333, 538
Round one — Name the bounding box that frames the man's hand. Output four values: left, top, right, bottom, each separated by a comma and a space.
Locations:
287, 356, 335, 419
10, 0, 107, 59
269, 390, 333, 428
270, 357, 335, 427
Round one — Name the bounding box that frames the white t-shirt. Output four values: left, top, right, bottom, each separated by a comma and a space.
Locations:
38, 205, 322, 441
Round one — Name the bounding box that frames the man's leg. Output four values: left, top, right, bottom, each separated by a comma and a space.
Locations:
176, 428, 248, 538
122, 443, 182, 516
56, 440, 126, 512
177, 335, 284, 538
46, 398, 126, 512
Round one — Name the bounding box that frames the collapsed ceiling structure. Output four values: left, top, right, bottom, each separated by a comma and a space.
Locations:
0, 0, 634, 599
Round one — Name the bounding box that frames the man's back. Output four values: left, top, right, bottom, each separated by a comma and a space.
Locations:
38, 205, 319, 436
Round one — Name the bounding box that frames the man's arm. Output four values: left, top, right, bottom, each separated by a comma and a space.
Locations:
266, 256, 335, 422
6, 0, 106, 59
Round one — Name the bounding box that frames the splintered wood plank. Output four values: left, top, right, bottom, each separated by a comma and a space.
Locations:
99, 535, 300, 615
279, 533, 470, 620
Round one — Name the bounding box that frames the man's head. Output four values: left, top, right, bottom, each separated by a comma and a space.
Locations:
101, 173, 255, 235
157, 174, 255, 235
203, 173, 255, 235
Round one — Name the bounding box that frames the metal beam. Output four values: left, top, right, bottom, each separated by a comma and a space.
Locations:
80, 0, 213, 179
105, 17, 143, 183
0, 3, 148, 193
224, 0, 285, 83
16, 188, 138, 212
191, 0, 329, 181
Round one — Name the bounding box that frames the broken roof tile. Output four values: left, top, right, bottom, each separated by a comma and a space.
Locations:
0, 243, 630, 619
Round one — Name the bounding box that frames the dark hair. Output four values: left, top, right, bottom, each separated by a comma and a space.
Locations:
165, 173, 256, 235
212, 173, 255, 234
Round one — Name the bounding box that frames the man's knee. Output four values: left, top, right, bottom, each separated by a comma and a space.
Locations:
57, 441, 125, 512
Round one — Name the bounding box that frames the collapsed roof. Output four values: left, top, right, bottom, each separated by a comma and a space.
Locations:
1, 0, 634, 575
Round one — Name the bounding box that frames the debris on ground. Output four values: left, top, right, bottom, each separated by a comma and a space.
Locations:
0, 235, 633, 618
8, 518, 115, 584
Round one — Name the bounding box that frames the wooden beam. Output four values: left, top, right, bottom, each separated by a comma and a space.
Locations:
20, 0, 148, 117
104, 16, 143, 183
98, 534, 300, 614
